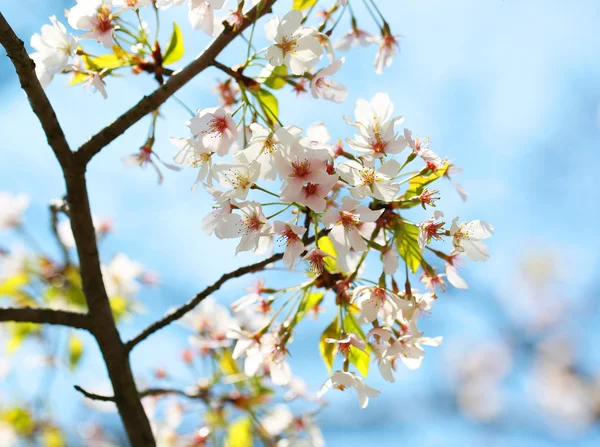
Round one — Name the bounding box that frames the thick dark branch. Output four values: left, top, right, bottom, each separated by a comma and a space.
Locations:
139, 387, 202, 399
0, 307, 90, 330
74, 385, 115, 402
75, 0, 278, 165
126, 252, 283, 351
0, 12, 72, 169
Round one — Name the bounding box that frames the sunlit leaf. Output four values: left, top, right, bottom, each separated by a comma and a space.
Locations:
343, 312, 370, 376
69, 71, 88, 86
6, 323, 40, 353
82, 46, 130, 71
227, 417, 253, 447
1, 407, 34, 436
0, 273, 28, 297
264, 65, 288, 90
41, 426, 66, 447
253, 89, 279, 125
219, 350, 240, 375
394, 221, 423, 273
317, 236, 338, 273
68, 334, 84, 370
404, 162, 448, 201
109, 296, 128, 322
163, 22, 185, 65
293, 0, 318, 10
295, 291, 324, 323
319, 317, 339, 373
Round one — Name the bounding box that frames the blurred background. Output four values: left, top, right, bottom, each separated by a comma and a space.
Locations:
1, 0, 600, 445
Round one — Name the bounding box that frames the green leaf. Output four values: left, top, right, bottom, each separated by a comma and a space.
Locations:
68, 334, 84, 370
1, 407, 34, 436
264, 65, 288, 90
294, 291, 324, 324
0, 273, 28, 297
343, 312, 370, 376
82, 46, 130, 71
41, 426, 66, 447
219, 350, 240, 375
319, 317, 339, 373
404, 163, 448, 200
6, 323, 40, 353
163, 22, 185, 65
395, 221, 423, 273
293, 0, 318, 10
69, 71, 88, 86
254, 89, 279, 125
317, 236, 339, 273
227, 417, 253, 447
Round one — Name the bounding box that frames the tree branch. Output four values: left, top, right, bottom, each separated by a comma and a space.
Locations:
0, 12, 72, 170
0, 307, 90, 330
126, 252, 284, 351
74, 385, 115, 402
126, 229, 329, 352
75, 0, 278, 166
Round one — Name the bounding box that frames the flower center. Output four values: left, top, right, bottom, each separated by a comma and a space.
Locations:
291, 159, 312, 178
95, 7, 113, 34
302, 182, 319, 197
340, 211, 360, 229
243, 214, 263, 233
359, 168, 377, 186
209, 117, 229, 136
277, 36, 297, 54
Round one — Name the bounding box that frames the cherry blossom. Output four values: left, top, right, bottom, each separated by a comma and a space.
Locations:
450, 218, 495, 262
102, 253, 143, 299
243, 124, 301, 181
325, 332, 366, 358
337, 158, 401, 201
265, 10, 323, 75
335, 26, 376, 51
123, 145, 181, 185
187, 107, 238, 156
374, 32, 400, 74
353, 286, 412, 324
171, 137, 214, 190
68, 0, 117, 48
30, 16, 77, 87
0, 192, 29, 230
201, 185, 235, 238
404, 129, 443, 170
310, 58, 348, 103
345, 92, 406, 159
113, 0, 152, 9
281, 174, 338, 212
317, 370, 380, 409
212, 153, 260, 200
445, 251, 468, 289
219, 201, 271, 254
273, 221, 307, 269
302, 248, 333, 274
418, 210, 446, 249
322, 197, 382, 255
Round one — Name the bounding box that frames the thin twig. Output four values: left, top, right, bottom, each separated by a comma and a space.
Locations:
74, 385, 115, 402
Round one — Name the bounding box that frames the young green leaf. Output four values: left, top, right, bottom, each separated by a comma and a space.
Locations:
163, 22, 185, 65
227, 417, 253, 447
293, 0, 318, 10
319, 317, 339, 373
395, 221, 424, 273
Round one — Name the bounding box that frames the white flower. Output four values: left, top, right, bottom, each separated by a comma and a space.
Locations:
183, 296, 233, 350
390, 317, 443, 370
102, 253, 143, 298
322, 197, 382, 255
417, 210, 445, 249
450, 218, 494, 262
261, 404, 293, 437
189, 0, 225, 36
113, 0, 152, 8
337, 159, 400, 201
29, 16, 77, 87
317, 370, 380, 409
0, 422, 17, 447
201, 184, 234, 238
302, 248, 333, 274
404, 129, 443, 170
0, 192, 29, 230
155, 0, 186, 9
382, 247, 399, 275
335, 26, 376, 51
84, 71, 108, 99
353, 286, 412, 324
325, 332, 366, 358
68, 0, 117, 49
265, 10, 322, 75
280, 173, 337, 212
310, 58, 348, 103
188, 107, 238, 157
212, 152, 260, 200
445, 252, 468, 289
237, 332, 292, 385
243, 124, 300, 181
171, 137, 214, 191
219, 201, 271, 254
374, 33, 400, 74
273, 221, 306, 269
345, 93, 405, 159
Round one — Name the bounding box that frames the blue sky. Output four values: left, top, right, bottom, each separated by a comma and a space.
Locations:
1, 0, 600, 445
